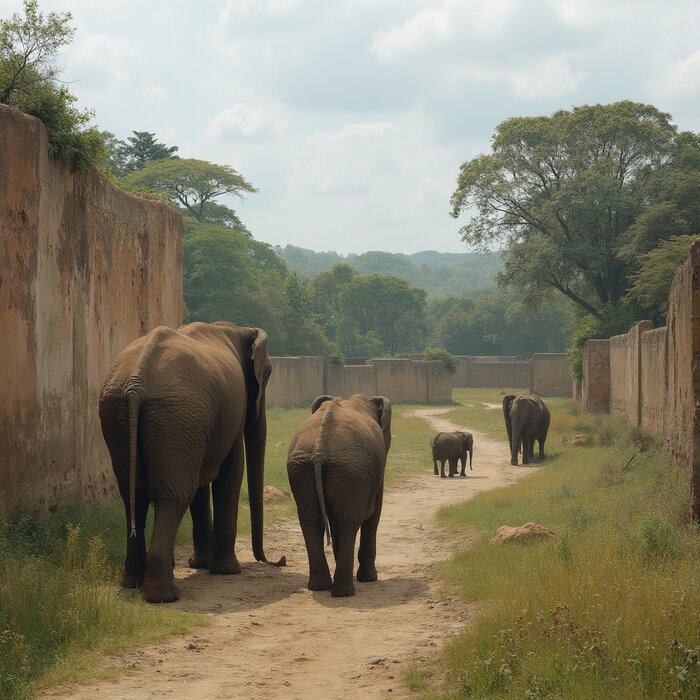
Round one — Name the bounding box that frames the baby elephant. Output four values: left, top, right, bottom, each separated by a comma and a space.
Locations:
287, 394, 392, 597
432, 431, 474, 478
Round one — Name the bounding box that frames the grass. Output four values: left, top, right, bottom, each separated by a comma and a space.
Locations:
407, 388, 700, 699
0, 401, 435, 698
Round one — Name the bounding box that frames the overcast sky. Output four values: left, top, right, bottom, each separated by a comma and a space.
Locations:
3, 0, 700, 254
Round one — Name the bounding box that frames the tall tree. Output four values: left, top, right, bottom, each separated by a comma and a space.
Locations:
0, 0, 102, 170
123, 131, 178, 172
340, 275, 427, 355
124, 158, 256, 221
451, 101, 680, 317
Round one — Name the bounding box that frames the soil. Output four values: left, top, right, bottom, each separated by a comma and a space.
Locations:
44, 409, 530, 700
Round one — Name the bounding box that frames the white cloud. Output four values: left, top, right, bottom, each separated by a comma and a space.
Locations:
296, 121, 401, 195
207, 103, 289, 140
650, 49, 700, 99
508, 56, 586, 98
71, 34, 140, 84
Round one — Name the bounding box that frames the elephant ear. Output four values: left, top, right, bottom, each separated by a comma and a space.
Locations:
311, 395, 334, 414
250, 329, 270, 418
371, 396, 392, 432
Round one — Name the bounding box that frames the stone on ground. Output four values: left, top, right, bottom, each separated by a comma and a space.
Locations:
490, 522, 556, 544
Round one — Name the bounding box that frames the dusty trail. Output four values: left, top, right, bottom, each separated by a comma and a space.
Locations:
45, 409, 530, 700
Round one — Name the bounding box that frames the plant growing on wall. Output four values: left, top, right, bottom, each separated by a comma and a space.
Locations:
0, 0, 103, 170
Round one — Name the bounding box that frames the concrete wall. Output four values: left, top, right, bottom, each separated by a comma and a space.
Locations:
664, 241, 700, 520
530, 353, 572, 397
266, 357, 325, 409
452, 354, 571, 394
326, 362, 375, 398
266, 356, 452, 408
0, 105, 183, 513
580, 239, 700, 520
469, 361, 531, 389
581, 339, 610, 412
640, 327, 667, 433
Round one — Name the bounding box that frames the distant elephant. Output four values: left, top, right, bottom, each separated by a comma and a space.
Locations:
99, 322, 284, 604
431, 431, 473, 478
287, 394, 392, 597
504, 394, 550, 466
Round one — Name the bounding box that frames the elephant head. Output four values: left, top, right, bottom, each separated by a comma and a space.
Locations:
459, 431, 474, 470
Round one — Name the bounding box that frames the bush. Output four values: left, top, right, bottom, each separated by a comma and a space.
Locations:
423, 347, 457, 374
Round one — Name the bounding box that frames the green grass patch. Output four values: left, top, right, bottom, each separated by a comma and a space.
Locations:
415, 389, 700, 699
0, 401, 435, 697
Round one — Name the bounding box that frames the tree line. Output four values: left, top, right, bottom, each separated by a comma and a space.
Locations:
3, 1, 697, 370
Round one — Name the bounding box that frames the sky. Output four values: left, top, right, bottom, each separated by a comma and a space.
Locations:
2, 0, 700, 255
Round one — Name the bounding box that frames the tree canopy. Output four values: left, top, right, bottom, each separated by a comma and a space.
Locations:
0, 0, 102, 170
450, 101, 691, 317
124, 158, 257, 221
100, 130, 179, 177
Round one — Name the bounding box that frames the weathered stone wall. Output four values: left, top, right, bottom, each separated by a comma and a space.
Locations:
640, 327, 667, 433
266, 357, 452, 408
664, 242, 700, 520
469, 361, 531, 389
581, 339, 610, 412
0, 105, 183, 513
530, 353, 572, 397
610, 321, 653, 425
580, 240, 700, 520
266, 356, 326, 409
326, 363, 375, 397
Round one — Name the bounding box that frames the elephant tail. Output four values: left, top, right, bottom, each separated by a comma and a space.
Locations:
126, 390, 142, 539
312, 405, 333, 547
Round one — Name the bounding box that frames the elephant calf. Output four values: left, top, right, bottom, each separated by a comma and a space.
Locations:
431, 431, 473, 478
287, 394, 392, 597
502, 393, 550, 466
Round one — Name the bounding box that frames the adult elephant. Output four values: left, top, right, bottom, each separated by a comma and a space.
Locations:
287, 394, 392, 597
431, 431, 473, 478
99, 322, 284, 604
504, 394, 550, 466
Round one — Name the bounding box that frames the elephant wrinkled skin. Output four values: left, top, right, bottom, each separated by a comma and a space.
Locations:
99, 322, 283, 604
431, 431, 474, 478
502, 393, 550, 466
287, 394, 392, 598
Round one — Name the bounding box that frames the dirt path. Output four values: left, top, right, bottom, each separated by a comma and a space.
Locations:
45, 410, 529, 700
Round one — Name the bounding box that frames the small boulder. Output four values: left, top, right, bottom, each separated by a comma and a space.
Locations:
490, 522, 556, 544
567, 434, 591, 447
263, 485, 289, 502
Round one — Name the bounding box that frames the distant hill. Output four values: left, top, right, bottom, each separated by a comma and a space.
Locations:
275, 245, 502, 299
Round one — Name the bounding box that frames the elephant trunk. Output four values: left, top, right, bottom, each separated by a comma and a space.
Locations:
469, 444, 473, 470
245, 409, 286, 567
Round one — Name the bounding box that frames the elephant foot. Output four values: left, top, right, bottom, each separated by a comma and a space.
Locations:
210, 556, 242, 575
448, 473, 454, 478
122, 572, 144, 589
357, 564, 377, 582
188, 550, 212, 569
460, 473, 466, 477
142, 579, 180, 604
307, 574, 332, 591
510, 459, 518, 466
440, 474, 446, 479
331, 580, 356, 597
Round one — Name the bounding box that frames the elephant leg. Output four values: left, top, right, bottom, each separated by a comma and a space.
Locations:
433, 458, 439, 476
539, 436, 546, 461
511, 430, 520, 466
331, 522, 358, 597
357, 486, 383, 583
210, 437, 245, 575
440, 459, 447, 478
143, 498, 188, 603
299, 516, 332, 590
122, 489, 149, 589
522, 433, 532, 465
460, 452, 467, 477
448, 457, 457, 477
188, 485, 212, 569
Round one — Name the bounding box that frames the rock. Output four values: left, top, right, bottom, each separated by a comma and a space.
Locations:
490, 522, 556, 544
263, 485, 289, 501
567, 434, 591, 447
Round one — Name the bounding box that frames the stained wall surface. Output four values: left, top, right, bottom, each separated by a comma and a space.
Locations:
530, 353, 572, 397
0, 105, 183, 513
469, 361, 531, 389
581, 340, 610, 412
580, 239, 700, 520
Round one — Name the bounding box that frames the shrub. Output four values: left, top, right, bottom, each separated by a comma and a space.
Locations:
423, 347, 457, 374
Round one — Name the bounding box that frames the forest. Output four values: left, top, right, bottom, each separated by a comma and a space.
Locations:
2, 0, 699, 367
